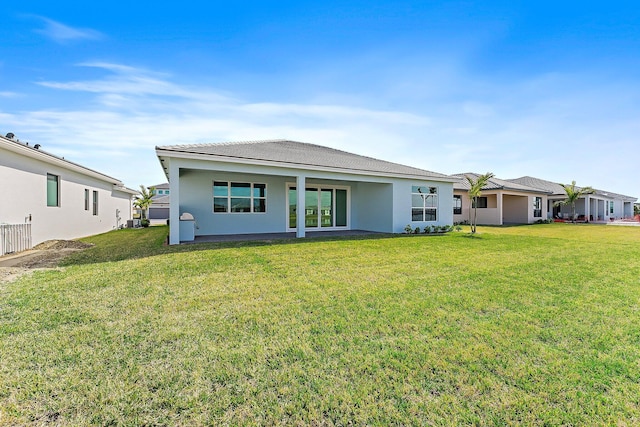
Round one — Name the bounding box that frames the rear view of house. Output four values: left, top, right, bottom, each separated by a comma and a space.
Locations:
452, 173, 551, 225
156, 140, 457, 244
508, 176, 636, 222
0, 133, 136, 249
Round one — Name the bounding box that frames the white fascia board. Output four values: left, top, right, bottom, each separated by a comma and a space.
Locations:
154, 149, 458, 183
1, 138, 125, 186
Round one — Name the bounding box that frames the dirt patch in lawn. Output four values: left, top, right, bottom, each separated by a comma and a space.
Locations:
0, 240, 93, 283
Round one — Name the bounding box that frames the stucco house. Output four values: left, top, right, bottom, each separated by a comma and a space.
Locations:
452, 173, 552, 225
0, 133, 136, 248
508, 176, 637, 221
155, 140, 457, 244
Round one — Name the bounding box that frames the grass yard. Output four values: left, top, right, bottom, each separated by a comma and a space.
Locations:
1, 224, 640, 425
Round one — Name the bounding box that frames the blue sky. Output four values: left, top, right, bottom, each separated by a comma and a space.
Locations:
1, 1, 639, 198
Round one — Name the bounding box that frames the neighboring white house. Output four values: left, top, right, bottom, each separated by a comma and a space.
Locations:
155, 140, 457, 244
452, 173, 552, 225
0, 133, 136, 246
149, 183, 170, 221
508, 176, 637, 221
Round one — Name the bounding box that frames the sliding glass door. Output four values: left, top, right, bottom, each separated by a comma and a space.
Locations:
288, 185, 349, 230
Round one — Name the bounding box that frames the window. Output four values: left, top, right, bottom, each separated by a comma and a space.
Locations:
472, 196, 488, 208
213, 181, 266, 213
411, 186, 437, 221
84, 189, 90, 210
610, 201, 614, 215
92, 191, 99, 215
47, 173, 59, 207
533, 197, 542, 218
453, 195, 462, 215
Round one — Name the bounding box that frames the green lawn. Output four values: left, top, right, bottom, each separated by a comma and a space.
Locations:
1, 224, 640, 425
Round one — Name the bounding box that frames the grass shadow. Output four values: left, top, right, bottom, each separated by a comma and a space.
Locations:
59, 227, 408, 267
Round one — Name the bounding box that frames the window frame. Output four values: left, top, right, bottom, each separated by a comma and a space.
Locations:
84, 189, 90, 211
453, 195, 462, 215
46, 173, 60, 207
213, 181, 267, 214
92, 190, 99, 216
533, 196, 542, 218
472, 196, 488, 209
411, 185, 438, 222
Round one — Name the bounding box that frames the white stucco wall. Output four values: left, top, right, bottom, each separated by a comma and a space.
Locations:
1, 145, 133, 245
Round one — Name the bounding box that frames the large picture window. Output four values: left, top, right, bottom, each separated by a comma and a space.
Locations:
47, 173, 59, 207
453, 195, 462, 215
533, 197, 542, 218
411, 186, 437, 221
213, 181, 266, 213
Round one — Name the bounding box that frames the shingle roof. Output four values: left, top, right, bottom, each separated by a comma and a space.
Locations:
156, 139, 453, 180
506, 176, 565, 195
452, 173, 551, 193
508, 176, 637, 201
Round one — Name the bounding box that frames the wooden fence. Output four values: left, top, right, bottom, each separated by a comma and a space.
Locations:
0, 223, 32, 256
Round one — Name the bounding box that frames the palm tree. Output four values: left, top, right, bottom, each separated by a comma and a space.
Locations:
555, 181, 594, 223
466, 172, 495, 234
133, 185, 155, 223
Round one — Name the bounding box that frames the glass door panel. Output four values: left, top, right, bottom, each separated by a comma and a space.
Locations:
305, 188, 319, 227
288, 187, 297, 228
336, 189, 347, 227
320, 189, 333, 227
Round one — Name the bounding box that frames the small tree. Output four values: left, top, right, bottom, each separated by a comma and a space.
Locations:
133, 185, 155, 222
555, 181, 594, 223
466, 172, 495, 234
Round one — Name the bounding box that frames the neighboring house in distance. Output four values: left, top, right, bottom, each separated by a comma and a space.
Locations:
149, 183, 170, 221
0, 133, 136, 246
452, 173, 552, 225
508, 176, 637, 221
155, 139, 457, 244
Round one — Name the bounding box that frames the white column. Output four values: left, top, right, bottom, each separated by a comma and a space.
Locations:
296, 175, 306, 238
169, 163, 181, 245
585, 195, 590, 222
497, 193, 503, 225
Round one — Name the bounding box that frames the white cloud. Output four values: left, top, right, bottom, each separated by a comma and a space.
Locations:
3, 62, 639, 199
32, 16, 103, 44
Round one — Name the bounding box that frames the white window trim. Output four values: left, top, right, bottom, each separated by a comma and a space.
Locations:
285, 183, 351, 231
411, 185, 438, 222
212, 181, 267, 214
